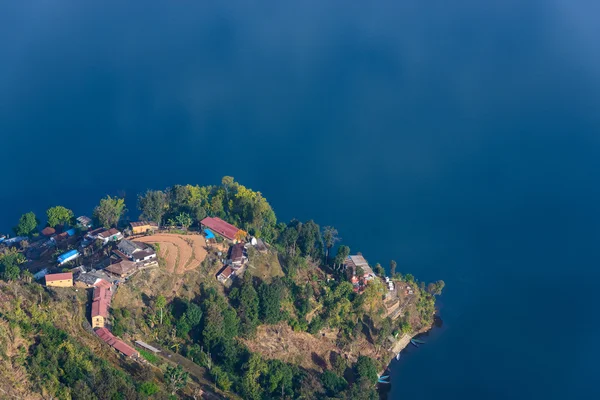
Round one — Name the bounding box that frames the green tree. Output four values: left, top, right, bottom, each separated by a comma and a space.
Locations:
0, 249, 25, 281
185, 303, 203, 328
94, 196, 126, 228
211, 366, 232, 391
321, 370, 347, 396
14, 212, 38, 236
322, 226, 340, 263
298, 220, 324, 260
155, 295, 166, 325
237, 275, 260, 337
241, 354, 267, 400
46, 206, 74, 228
258, 280, 284, 324
138, 190, 167, 226
374, 263, 385, 277
390, 260, 397, 276
175, 212, 193, 230
427, 280, 445, 296
138, 381, 159, 397
334, 245, 350, 268
164, 365, 188, 396
405, 273, 414, 283
355, 356, 378, 386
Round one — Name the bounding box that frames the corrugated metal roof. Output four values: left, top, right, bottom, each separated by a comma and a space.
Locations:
45, 272, 73, 282
201, 217, 240, 240
58, 249, 79, 263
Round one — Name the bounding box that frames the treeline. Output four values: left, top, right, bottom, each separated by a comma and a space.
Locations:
135, 276, 384, 399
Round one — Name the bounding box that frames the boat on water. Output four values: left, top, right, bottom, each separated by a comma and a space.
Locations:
412, 338, 426, 344
396, 352, 401, 360
378, 378, 390, 384
379, 375, 389, 380
410, 339, 419, 347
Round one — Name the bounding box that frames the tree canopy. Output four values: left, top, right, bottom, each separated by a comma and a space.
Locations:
137, 190, 167, 226
46, 206, 74, 228
94, 196, 126, 228
14, 212, 38, 236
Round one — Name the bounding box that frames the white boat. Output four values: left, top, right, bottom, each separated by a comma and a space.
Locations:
396, 352, 401, 361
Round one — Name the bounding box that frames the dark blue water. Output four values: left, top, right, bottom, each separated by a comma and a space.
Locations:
1, 1, 599, 398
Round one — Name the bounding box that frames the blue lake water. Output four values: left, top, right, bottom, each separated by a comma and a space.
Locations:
1, 1, 599, 398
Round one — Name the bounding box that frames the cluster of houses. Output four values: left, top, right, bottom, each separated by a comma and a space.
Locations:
201, 217, 245, 283
199, 216, 266, 285
33, 220, 162, 359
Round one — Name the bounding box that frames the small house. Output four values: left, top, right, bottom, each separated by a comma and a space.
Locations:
345, 255, 375, 280
77, 216, 93, 228
91, 285, 112, 329
117, 240, 156, 262
105, 260, 137, 278
217, 265, 234, 283
45, 272, 73, 287
130, 221, 158, 235
95, 328, 139, 358
228, 243, 247, 269
97, 228, 123, 245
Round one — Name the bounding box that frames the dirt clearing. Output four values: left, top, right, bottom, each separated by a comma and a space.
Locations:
135, 233, 207, 274
242, 323, 383, 372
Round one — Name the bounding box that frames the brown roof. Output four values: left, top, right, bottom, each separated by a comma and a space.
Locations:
95, 327, 115, 344
130, 221, 158, 228
98, 228, 120, 239
218, 265, 234, 279
45, 272, 73, 282
41, 227, 56, 236
229, 243, 245, 262
112, 340, 138, 357
201, 217, 240, 240
105, 261, 137, 276
132, 248, 155, 261
95, 328, 138, 357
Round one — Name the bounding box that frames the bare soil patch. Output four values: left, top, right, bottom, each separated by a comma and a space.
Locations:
242, 323, 383, 372
135, 234, 207, 274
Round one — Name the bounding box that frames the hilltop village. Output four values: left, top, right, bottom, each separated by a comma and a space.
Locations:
0, 177, 443, 400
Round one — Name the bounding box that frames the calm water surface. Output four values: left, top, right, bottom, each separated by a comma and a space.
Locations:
1, 1, 599, 399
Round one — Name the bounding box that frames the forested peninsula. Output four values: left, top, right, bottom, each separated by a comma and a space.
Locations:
0, 177, 443, 399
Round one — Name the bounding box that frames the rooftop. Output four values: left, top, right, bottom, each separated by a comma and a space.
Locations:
201, 217, 240, 240
118, 239, 144, 255
105, 260, 137, 276
218, 265, 234, 279
91, 297, 109, 318
98, 228, 121, 239
229, 243, 245, 261
45, 272, 73, 282
130, 221, 158, 228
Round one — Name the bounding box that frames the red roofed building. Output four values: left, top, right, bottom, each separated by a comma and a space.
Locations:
201, 217, 241, 241
45, 272, 73, 288
95, 328, 138, 358
91, 285, 112, 328
217, 265, 234, 283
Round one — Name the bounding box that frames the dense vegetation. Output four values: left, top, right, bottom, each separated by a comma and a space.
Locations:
0, 177, 444, 399
0, 282, 173, 399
